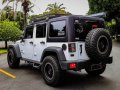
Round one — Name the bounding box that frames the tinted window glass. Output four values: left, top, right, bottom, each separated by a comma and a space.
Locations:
74, 19, 104, 41
36, 24, 46, 38
24, 26, 33, 39
49, 21, 66, 37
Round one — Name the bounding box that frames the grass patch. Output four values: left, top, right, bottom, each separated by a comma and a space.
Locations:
0, 49, 7, 54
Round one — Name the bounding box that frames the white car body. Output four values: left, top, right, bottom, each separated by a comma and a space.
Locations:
17, 24, 89, 63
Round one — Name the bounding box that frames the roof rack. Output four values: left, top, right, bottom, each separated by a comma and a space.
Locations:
32, 14, 67, 23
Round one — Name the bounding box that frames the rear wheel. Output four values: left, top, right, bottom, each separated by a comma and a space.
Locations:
41, 56, 63, 86
7, 48, 20, 68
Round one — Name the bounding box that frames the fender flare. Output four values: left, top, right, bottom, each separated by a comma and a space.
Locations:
8, 44, 22, 58
41, 47, 66, 62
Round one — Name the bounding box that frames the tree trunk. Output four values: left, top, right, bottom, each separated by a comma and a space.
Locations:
22, 0, 28, 31
14, 1, 18, 20
5, 41, 7, 49
24, 12, 27, 31
114, 18, 119, 34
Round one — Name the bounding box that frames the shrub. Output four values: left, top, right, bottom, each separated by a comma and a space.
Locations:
0, 20, 22, 48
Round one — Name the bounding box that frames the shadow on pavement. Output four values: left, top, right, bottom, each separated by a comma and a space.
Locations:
14, 63, 113, 89
57, 72, 112, 89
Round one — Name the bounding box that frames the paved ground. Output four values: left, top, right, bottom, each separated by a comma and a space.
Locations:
0, 41, 120, 90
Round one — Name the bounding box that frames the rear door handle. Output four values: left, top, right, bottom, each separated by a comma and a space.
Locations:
40, 41, 45, 44
29, 41, 33, 44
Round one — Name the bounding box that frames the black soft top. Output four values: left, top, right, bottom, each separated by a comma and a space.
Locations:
29, 15, 104, 25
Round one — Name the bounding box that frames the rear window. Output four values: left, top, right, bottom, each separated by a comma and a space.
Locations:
49, 20, 66, 37
74, 19, 104, 41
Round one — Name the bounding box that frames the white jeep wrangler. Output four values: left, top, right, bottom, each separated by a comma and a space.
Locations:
7, 15, 113, 86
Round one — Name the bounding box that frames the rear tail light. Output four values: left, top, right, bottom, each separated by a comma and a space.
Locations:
68, 43, 76, 52
69, 63, 76, 69
92, 24, 98, 28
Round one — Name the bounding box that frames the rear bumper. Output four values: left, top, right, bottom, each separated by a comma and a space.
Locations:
60, 57, 113, 70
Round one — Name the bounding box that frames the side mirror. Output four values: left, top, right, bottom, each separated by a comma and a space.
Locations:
20, 35, 24, 42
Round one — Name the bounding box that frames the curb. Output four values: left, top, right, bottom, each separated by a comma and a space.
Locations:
0, 52, 7, 56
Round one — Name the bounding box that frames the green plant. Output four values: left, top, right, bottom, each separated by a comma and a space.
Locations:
0, 20, 22, 48
88, 0, 120, 38
0, 49, 7, 54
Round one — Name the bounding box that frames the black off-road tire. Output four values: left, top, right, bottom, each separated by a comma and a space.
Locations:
41, 56, 63, 86
85, 63, 106, 76
7, 48, 20, 68
85, 28, 112, 60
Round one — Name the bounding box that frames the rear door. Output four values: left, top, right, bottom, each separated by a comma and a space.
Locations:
76, 42, 89, 60
32, 24, 46, 62
74, 19, 104, 60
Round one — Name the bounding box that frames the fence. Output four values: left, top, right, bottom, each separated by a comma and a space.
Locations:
0, 41, 14, 48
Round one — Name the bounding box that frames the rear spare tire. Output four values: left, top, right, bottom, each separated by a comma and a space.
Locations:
85, 28, 112, 60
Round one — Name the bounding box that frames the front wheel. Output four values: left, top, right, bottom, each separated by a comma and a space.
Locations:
85, 62, 106, 76
41, 56, 63, 86
7, 49, 20, 68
